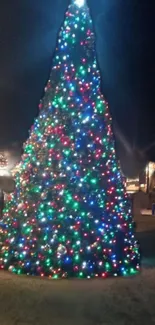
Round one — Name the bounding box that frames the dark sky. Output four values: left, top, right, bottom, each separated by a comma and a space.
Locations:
0, 0, 155, 159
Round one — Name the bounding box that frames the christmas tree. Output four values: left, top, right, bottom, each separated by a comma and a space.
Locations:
0, 0, 140, 278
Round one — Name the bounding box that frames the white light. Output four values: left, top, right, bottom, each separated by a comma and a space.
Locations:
0, 170, 10, 176
75, 0, 85, 7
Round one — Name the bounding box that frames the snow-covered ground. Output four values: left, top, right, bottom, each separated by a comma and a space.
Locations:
0, 214, 155, 325
0, 269, 155, 325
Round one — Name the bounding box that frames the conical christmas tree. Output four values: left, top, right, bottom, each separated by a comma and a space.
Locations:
0, 0, 140, 278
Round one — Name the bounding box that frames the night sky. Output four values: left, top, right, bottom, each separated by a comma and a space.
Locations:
0, 0, 155, 160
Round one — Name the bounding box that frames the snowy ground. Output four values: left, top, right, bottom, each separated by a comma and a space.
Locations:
0, 214, 155, 325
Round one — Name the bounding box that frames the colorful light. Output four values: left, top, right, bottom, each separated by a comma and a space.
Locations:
0, 0, 140, 279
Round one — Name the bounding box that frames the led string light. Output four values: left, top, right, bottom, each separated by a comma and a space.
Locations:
0, 0, 140, 278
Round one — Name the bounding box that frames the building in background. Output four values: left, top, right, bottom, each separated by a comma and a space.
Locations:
126, 162, 155, 193
0, 148, 21, 198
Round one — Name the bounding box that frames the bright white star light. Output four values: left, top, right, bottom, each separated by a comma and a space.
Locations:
75, 0, 85, 7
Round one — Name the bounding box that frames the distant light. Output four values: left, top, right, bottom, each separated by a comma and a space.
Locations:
0, 153, 8, 169
0, 170, 10, 177
75, 0, 85, 7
